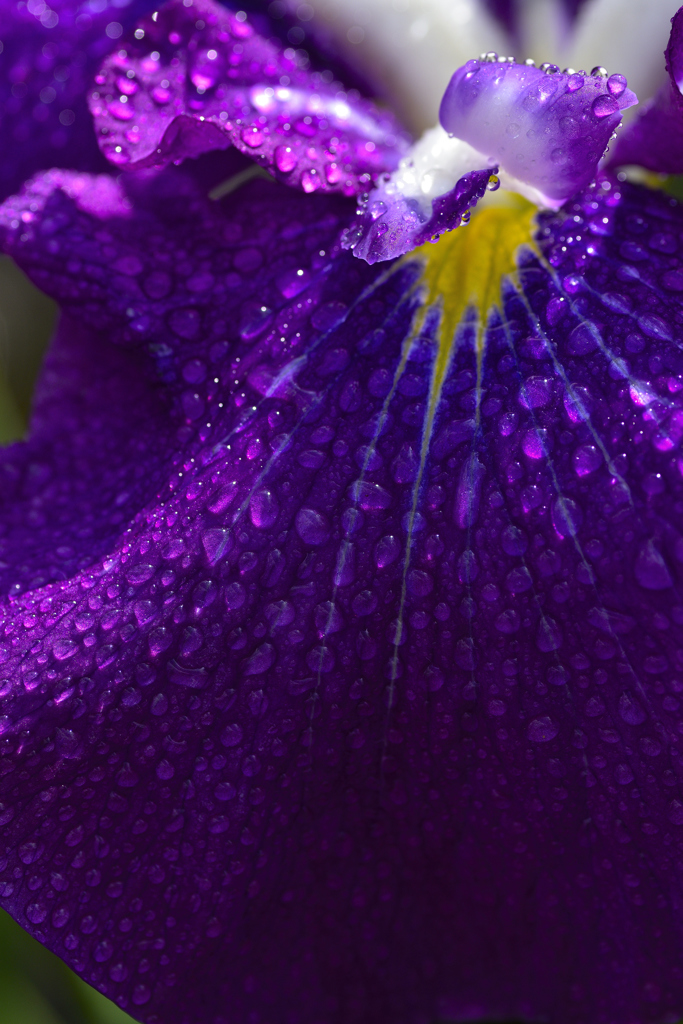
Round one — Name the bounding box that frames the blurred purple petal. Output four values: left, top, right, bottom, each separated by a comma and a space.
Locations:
1, 159, 683, 1024
612, 6, 683, 173
89, 0, 408, 194
441, 59, 637, 204
0, 0, 156, 201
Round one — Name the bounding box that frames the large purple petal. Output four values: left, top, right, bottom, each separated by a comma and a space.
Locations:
0, 0, 156, 201
441, 59, 637, 204
88, 0, 408, 195
611, 6, 683, 172
4, 166, 683, 1024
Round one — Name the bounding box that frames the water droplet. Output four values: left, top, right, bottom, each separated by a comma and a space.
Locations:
221, 723, 243, 748
592, 94, 619, 118
551, 496, 583, 538
528, 717, 558, 742
244, 643, 275, 675
375, 535, 400, 568
635, 540, 673, 589
455, 454, 484, 528
537, 618, 562, 651
572, 444, 601, 477
352, 590, 377, 616
295, 508, 330, 545
518, 375, 552, 409
250, 489, 279, 528
501, 525, 528, 556
607, 73, 627, 97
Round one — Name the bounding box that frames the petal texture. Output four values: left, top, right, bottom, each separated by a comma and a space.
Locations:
3, 165, 683, 1024
89, 0, 407, 195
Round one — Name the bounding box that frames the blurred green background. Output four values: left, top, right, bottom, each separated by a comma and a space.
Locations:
0, 909, 136, 1024
0, 254, 55, 442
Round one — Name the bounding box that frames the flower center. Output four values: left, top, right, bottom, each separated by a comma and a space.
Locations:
409, 193, 538, 376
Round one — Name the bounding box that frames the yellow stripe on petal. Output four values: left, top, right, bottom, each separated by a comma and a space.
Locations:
409, 194, 539, 361
385, 197, 540, 706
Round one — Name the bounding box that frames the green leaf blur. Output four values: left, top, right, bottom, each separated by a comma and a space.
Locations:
0, 908, 136, 1024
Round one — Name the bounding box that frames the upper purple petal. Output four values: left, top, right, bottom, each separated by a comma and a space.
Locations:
611, 6, 683, 173
441, 60, 637, 203
88, 0, 408, 195
3, 163, 683, 1024
0, 0, 156, 201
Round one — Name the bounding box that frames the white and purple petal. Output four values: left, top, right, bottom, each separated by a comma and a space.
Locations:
342, 128, 495, 263
441, 58, 637, 204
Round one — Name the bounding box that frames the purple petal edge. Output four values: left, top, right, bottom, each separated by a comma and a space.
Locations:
342, 167, 494, 264
89, 0, 408, 196
611, 7, 683, 173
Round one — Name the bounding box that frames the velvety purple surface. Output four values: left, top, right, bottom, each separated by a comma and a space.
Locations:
2, 156, 683, 1024
88, 0, 407, 194
441, 60, 637, 203
0, 0, 157, 201
612, 8, 683, 173
342, 166, 495, 264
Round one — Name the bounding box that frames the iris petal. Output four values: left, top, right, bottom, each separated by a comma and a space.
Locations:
89, 0, 407, 194
1, 156, 683, 1024
441, 59, 637, 204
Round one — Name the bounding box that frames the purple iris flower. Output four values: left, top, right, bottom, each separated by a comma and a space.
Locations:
6, 1, 683, 1022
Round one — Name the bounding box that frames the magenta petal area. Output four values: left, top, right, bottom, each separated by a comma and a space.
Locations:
88, 0, 408, 196
5, 168, 683, 1024
612, 8, 683, 173
441, 60, 637, 203
342, 166, 495, 264
0, 0, 156, 201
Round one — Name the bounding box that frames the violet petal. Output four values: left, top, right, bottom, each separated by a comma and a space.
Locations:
1, 168, 683, 1024
0, 0, 156, 201
612, 7, 683, 172
89, 0, 408, 195
440, 59, 637, 203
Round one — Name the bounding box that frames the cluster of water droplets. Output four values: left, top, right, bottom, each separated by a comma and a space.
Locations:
88, 0, 407, 198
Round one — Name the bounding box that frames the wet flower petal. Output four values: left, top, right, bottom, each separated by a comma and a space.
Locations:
89, 0, 407, 194
441, 58, 637, 204
2, 154, 683, 1023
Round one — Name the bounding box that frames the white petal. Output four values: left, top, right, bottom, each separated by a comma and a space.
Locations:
285, 0, 510, 133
